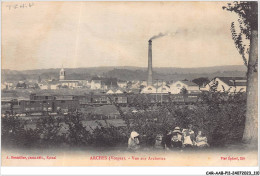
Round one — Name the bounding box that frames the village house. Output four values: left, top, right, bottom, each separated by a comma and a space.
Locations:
140, 80, 147, 87
49, 82, 59, 90
59, 80, 79, 89
117, 81, 127, 88
201, 77, 247, 92
1, 82, 14, 90
38, 80, 49, 90
90, 80, 102, 90
170, 80, 200, 94
1, 83, 6, 90
130, 80, 147, 89
16, 81, 27, 89
130, 81, 141, 89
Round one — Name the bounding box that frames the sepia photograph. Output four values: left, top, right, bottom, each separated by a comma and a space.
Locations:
1, 1, 258, 169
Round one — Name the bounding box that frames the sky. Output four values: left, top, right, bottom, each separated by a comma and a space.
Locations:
2, 1, 246, 70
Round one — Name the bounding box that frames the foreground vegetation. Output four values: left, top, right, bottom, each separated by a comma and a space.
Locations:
2, 91, 246, 150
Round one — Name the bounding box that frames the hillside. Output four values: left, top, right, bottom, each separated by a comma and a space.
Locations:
2, 65, 247, 82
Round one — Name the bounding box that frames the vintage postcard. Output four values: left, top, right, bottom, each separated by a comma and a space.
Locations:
1, 1, 258, 169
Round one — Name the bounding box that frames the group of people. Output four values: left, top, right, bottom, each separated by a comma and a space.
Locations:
128, 124, 209, 151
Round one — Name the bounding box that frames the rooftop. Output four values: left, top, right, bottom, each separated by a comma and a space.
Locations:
217, 77, 247, 86
179, 80, 199, 87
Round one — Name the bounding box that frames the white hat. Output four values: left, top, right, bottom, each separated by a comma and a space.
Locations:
172, 127, 182, 134
130, 131, 139, 139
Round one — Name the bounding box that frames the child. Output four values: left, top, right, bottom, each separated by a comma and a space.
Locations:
128, 131, 140, 151
172, 127, 182, 141
171, 134, 183, 149
182, 124, 195, 149
196, 131, 209, 148
171, 127, 183, 149
154, 134, 164, 150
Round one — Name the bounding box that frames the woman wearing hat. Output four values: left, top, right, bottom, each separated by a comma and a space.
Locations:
171, 127, 183, 149
128, 131, 140, 151
172, 127, 182, 141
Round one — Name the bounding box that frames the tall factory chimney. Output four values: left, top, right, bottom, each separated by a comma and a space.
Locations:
147, 40, 153, 86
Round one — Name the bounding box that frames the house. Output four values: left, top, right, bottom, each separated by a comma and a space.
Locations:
90, 80, 102, 90
130, 81, 141, 89
1, 83, 7, 90
50, 84, 58, 90
16, 81, 27, 89
117, 81, 127, 88
59, 80, 79, 89
39, 82, 49, 90
85, 80, 92, 88
202, 77, 247, 92
140, 80, 147, 87
2, 82, 14, 90
170, 80, 200, 94
39, 80, 59, 90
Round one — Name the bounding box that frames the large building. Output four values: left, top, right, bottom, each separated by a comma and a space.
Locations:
39, 67, 87, 90
141, 85, 170, 94
90, 80, 102, 90
170, 80, 200, 94
58, 68, 87, 89
201, 77, 247, 92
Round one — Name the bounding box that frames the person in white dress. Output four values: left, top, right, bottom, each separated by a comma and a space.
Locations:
128, 131, 140, 151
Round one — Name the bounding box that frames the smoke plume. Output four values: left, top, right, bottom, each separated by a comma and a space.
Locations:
149, 32, 168, 41
149, 29, 187, 41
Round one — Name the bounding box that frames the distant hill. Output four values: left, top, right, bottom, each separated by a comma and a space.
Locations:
2, 65, 247, 82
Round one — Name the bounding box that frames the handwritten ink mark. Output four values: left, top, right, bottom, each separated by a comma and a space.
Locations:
6, 3, 35, 10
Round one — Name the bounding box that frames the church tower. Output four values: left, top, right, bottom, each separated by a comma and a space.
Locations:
60, 67, 65, 80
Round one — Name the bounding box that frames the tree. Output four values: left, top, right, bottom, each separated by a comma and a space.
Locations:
180, 87, 188, 95
223, 2, 258, 147
16, 82, 27, 89
192, 77, 210, 87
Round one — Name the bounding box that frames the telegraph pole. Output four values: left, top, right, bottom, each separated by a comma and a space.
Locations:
155, 79, 159, 104
161, 79, 163, 105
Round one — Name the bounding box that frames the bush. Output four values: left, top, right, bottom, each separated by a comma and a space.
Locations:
90, 120, 128, 148
1, 91, 246, 149
1, 115, 39, 147
64, 111, 92, 146
35, 115, 64, 147
126, 91, 246, 147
